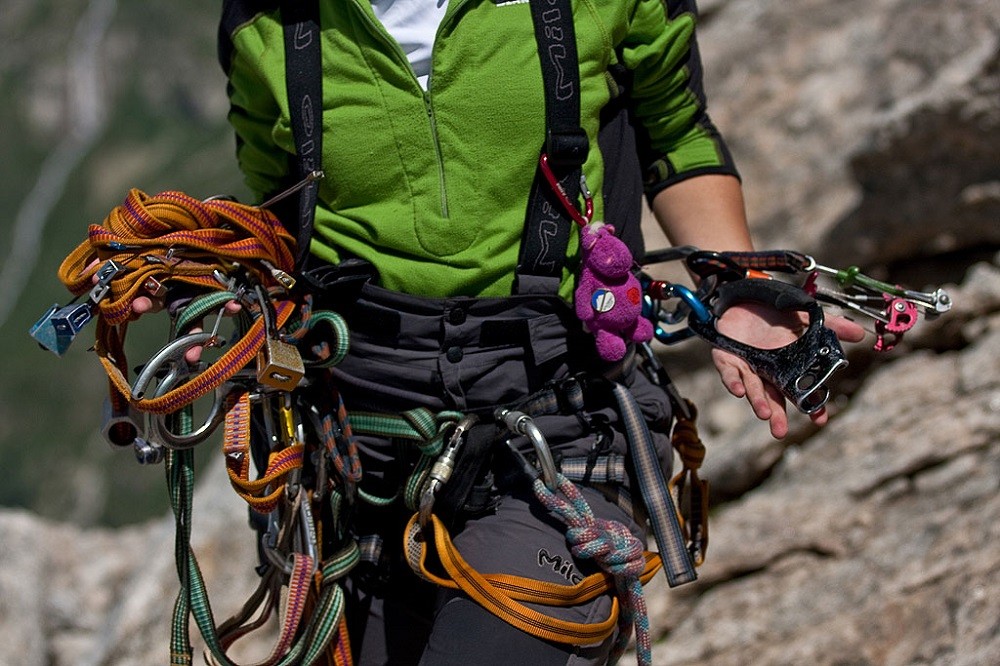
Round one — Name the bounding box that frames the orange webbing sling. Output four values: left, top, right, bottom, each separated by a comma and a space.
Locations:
403, 512, 663, 646
55, 188, 298, 415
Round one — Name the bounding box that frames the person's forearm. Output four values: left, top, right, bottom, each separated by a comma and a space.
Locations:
650, 174, 754, 252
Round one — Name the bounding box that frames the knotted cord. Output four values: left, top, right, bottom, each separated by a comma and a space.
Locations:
532, 473, 652, 666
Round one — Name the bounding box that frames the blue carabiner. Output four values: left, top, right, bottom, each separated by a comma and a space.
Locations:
668, 284, 712, 323
646, 282, 712, 344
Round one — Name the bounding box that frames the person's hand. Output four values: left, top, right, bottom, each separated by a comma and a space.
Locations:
89, 263, 241, 364
711, 301, 866, 438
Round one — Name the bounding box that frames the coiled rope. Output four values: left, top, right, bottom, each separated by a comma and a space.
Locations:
56, 189, 298, 413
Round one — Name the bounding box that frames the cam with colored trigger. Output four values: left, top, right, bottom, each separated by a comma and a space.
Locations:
800, 260, 952, 351
691, 250, 954, 352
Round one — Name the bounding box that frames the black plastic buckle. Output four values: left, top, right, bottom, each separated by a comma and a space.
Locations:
298, 257, 378, 301
545, 128, 589, 168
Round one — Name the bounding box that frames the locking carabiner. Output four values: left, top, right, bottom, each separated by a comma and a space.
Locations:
497, 408, 559, 490
418, 414, 480, 529
643, 280, 712, 344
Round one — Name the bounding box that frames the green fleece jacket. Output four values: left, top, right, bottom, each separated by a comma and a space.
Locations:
220, 0, 737, 298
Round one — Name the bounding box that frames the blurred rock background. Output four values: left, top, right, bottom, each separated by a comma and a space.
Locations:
0, 0, 997, 664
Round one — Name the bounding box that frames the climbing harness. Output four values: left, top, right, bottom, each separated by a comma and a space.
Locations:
34, 183, 707, 664
32, 0, 960, 664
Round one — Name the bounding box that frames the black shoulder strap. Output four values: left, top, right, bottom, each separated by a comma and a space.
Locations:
514, 0, 589, 295
277, 0, 584, 284
281, 0, 323, 271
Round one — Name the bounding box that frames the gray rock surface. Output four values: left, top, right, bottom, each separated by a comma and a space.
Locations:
1, 0, 997, 665
650, 289, 1000, 665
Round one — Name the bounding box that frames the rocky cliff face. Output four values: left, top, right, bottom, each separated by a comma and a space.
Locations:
1, 1, 997, 665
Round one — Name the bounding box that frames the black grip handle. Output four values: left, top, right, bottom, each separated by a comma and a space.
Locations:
711, 278, 818, 316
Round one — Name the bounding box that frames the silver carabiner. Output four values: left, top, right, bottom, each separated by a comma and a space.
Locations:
418, 414, 479, 529
129, 329, 239, 448
147, 365, 230, 449
262, 497, 319, 577
498, 409, 559, 490
130, 331, 221, 400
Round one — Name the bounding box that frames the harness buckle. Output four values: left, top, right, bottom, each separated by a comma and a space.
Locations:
545, 128, 589, 168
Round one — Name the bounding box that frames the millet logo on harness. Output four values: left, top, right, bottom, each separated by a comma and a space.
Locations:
541, 5, 573, 101
293, 22, 314, 50
538, 548, 583, 584
531, 200, 561, 272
